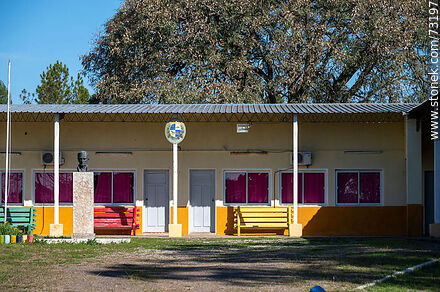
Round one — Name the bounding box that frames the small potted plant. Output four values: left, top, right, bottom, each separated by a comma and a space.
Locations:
0, 222, 26, 244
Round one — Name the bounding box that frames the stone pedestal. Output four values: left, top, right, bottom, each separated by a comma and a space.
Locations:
289, 224, 303, 238
49, 224, 63, 237
168, 224, 182, 237
72, 172, 95, 240
430, 223, 440, 238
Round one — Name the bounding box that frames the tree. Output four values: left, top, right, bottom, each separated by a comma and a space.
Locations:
0, 80, 9, 104
21, 61, 89, 104
82, 0, 428, 104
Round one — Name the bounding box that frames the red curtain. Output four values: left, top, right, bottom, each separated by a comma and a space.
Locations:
113, 173, 134, 203
248, 173, 268, 203
2, 173, 23, 204
360, 172, 380, 203
94, 172, 112, 203
281, 173, 302, 204
35, 173, 54, 203
304, 173, 324, 203
337, 172, 358, 203
35, 173, 73, 203
225, 172, 246, 203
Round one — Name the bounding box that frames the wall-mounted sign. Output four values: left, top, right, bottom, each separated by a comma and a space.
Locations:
165, 118, 186, 144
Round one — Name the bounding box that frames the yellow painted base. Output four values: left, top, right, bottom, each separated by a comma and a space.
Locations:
430, 223, 440, 237
168, 224, 182, 237
289, 224, 302, 237
49, 224, 64, 237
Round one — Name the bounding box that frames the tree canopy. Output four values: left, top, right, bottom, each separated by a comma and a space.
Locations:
21, 61, 89, 104
82, 0, 428, 104
0, 80, 8, 104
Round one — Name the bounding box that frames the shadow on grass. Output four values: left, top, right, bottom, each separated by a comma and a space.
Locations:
87, 238, 440, 288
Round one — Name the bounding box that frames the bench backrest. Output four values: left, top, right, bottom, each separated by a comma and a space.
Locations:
0, 207, 36, 224
236, 207, 293, 227
94, 207, 139, 228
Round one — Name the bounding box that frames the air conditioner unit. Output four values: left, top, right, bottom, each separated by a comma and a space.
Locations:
290, 152, 312, 166
41, 151, 65, 165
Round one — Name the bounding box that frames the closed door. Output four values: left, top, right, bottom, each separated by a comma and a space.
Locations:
190, 170, 215, 233
144, 170, 169, 232
424, 171, 434, 236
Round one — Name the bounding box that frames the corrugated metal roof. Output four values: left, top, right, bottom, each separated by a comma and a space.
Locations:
0, 103, 417, 114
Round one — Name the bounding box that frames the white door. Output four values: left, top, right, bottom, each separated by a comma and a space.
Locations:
144, 170, 169, 232
190, 170, 215, 233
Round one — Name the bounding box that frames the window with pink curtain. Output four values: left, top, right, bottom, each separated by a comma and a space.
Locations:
1, 172, 23, 204
94, 172, 112, 203
113, 173, 134, 203
248, 173, 268, 203
225, 172, 246, 203
281, 173, 302, 204
337, 172, 358, 203
35, 173, 54, 203
360, 172, 380, 203
35, 173, 73, 204
304, 173, 324, 203
59, 173, 73, 203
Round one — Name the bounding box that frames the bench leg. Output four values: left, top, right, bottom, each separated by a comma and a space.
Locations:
238, 224, 240, 236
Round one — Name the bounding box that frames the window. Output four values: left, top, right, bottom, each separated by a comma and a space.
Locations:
34, 172, 73, 204
1, 171, 23, 204
336, 171, 381, 204
280, 171, 325, 205
224, 171, 269, 205
94, 172, 134, 204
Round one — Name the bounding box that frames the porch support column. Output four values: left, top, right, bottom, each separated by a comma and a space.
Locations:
430, 133, 440, 237
405, 118, 423, 237
168, 142, 182, 237
289, 114, 302, 237
50, 113, 63, 237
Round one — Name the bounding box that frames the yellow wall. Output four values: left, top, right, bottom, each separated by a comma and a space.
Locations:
0, 115, 422, 236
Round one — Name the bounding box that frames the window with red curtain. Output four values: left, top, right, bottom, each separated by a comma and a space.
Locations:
360, 172, 381, 203
337, 172, 358, 203
281, 173, 302, 204
113, 173, 134, 203
34, 172, 73, 204
1, 172, 23, 204
248, 173, 268, 203
337, 171, 381, 204
94, 172, 112, 203
225, 172, 246, 203
304, 173, 325, 203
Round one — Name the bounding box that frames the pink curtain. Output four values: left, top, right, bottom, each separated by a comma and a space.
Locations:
248, 173, 268, 203
94, 172, 112, 203
225, 172, 246, 203
35, 173, 54, 203
281, 173, 302, 204
337, 172, 358, 203
113, 173, 134, 203
2, 173, 23, 204
304, 173, 324, 203
360, 172, 380, 203
59, 173, 73, 203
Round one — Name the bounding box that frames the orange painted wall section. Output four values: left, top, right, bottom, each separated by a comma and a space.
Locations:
170, 206, 189, 235
216, 205, 422, 236
33, 207, 73, 236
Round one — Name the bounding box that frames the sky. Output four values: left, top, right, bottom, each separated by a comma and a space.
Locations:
0, 0, 122, 104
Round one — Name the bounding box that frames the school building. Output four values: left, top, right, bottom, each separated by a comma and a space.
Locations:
0, 102, 439, 237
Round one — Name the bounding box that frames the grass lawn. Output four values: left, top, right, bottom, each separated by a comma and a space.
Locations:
0, 237, 439, 291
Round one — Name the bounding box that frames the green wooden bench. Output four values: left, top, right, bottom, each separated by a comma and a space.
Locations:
0, 207, 37, 234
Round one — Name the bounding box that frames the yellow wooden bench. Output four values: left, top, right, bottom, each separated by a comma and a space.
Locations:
234, 206, 293, 236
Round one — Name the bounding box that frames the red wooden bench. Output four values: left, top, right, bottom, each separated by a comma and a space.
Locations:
94, 207, 140, 235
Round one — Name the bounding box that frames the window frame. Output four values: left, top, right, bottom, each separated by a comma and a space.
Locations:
0, 170, 25, 206
92, 169, 136, 206
335, 169, 384, 206
279, 169, 328, 206
32, 169, 74, 206
223, 170, 271, 206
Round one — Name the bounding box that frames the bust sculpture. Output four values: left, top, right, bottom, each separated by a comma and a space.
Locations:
77, 151, 89, 172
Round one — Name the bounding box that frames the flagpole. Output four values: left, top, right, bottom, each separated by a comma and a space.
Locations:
4, 60, 11, 222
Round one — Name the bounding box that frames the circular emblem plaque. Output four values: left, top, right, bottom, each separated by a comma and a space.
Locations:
165, 118, 186, 144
